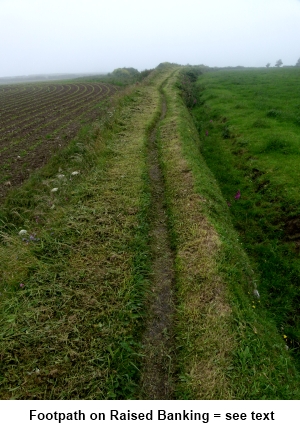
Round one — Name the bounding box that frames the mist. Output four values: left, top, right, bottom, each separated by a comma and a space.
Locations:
1, 0, 300, 77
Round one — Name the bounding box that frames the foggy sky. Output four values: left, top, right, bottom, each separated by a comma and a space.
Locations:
1, 0, 300, 77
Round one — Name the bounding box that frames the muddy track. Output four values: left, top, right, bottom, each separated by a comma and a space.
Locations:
139, 87, 176, 399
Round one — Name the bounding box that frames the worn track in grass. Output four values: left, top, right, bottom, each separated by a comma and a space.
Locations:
138, 88, 176, 399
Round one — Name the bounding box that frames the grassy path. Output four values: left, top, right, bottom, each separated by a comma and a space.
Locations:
138, 86, 176, 399
158, 72, 235, 398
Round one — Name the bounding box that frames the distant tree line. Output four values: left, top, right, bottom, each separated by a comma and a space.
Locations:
266, 58, 300, 67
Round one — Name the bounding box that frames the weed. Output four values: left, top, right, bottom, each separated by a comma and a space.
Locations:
252, 119, 270, 128
266, 109, 282, 118
264, 136, 293, 154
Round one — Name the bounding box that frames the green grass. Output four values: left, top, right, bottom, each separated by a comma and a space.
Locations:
0, 83, 156, 399
185, 67, 300, 373
0, 66, 179, 399
164, 67, 300, 399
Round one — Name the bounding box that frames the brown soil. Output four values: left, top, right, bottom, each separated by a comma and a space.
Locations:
285, 216, 300, 248
139, 94, 176, 399
0, 82, 117, 200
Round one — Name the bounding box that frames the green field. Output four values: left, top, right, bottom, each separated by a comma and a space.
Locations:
1, 65, 300, 399
188, 66, 300, 361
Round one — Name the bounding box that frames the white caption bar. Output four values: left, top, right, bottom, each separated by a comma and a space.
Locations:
0, 400, 297, 429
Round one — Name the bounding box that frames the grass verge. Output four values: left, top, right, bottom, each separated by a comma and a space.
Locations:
158, 69, 300, 399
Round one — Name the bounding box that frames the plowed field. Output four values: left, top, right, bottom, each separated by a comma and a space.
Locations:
0, 82, 117, 199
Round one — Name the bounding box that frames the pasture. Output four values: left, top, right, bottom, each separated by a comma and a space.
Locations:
189, 67, 300, 362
